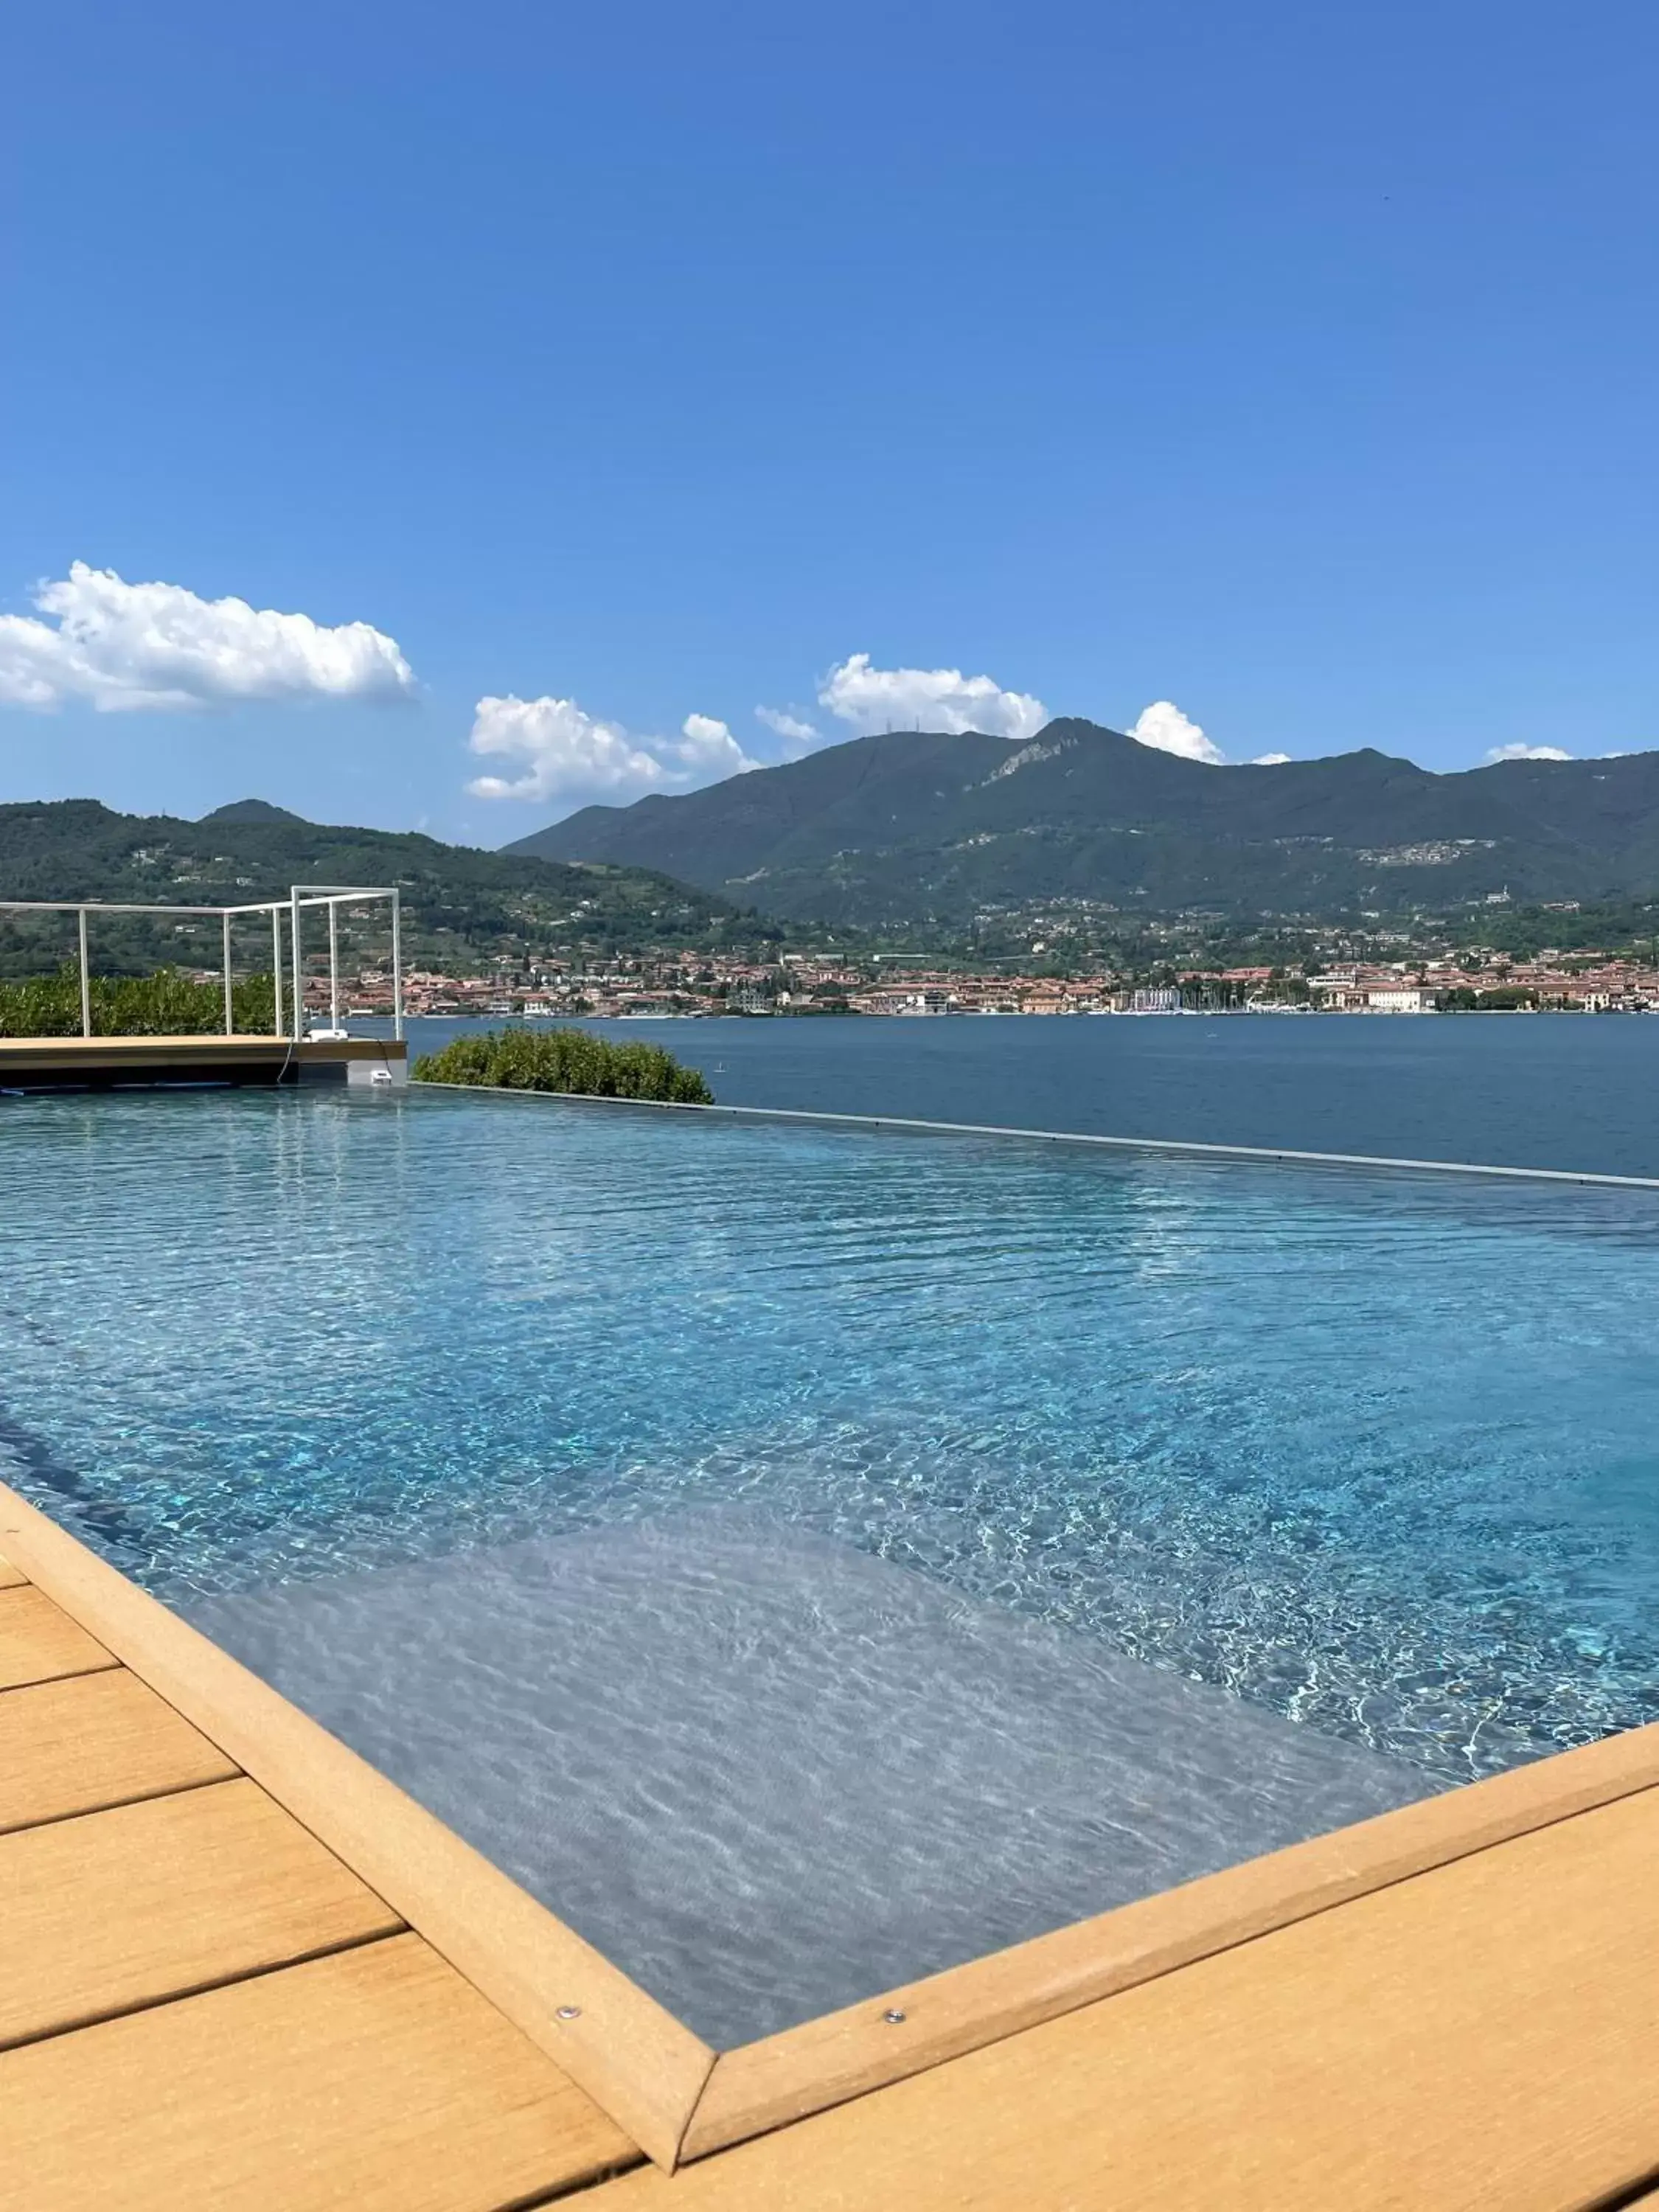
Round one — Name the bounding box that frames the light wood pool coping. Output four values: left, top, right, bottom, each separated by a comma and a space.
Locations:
4, 1479, 1658, 2207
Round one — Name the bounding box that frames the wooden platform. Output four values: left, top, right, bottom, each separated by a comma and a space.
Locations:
3, 1481, 1658, 2209
0, 1544, 639, 2211
0, 1033, 408, 1089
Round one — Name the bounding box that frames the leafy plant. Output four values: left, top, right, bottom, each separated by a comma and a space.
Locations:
413, 1026, 714, 1103
0, 965, 277, 1037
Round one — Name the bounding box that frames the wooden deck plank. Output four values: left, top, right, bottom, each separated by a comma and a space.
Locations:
0, 1584, 116, 1690
0, 1669, 239, 1834
0, 1932, 641, 2212
1, 1777, 404, 2050
602, 1786, 1659, 2212
0, 1554, 25, 1588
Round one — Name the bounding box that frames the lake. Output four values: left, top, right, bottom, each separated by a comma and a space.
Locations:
400, 1012, 1659, 1179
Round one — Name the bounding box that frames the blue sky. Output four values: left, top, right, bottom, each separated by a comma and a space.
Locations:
4, 0, 1655, 839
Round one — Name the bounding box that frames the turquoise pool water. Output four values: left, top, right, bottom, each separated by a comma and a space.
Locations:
2, 1085, 1657, 1787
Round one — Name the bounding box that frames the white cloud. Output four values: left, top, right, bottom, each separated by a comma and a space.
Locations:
467, 696, 660, 804
1128, 700, 1225, 765
674, 712, 758, 778
0, 562, 414, 713
467, 697, 759, 809
1251, 751, 1292, 765
1485, 742, 1573, 763
755, 704, 823, 749
818, 653, 1047, 741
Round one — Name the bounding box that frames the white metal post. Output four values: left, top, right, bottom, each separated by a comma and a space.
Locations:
328, 899, 341, 1033
290, 887, 303, 1043
271, 905, 283, 1037
77, 908, 91, 1038
222, 912, 234, 1035
391, 888, 403, 1043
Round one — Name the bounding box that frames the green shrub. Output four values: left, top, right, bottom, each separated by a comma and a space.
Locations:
0, 965, 277, 1037
413, 1026, 714, 1104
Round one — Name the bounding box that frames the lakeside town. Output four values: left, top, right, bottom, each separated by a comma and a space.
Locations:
303, 944, 1659, 1020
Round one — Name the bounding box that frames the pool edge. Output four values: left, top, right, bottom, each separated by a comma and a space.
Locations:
411, 1079, 1659, 1190
7, 1478, 1659, 2171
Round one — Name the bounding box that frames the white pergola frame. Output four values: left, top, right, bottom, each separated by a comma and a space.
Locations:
0, 885, 403, 1043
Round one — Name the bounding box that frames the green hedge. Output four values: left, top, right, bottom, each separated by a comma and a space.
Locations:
0, 965, 277, 1037
413, 1026, 714, 1103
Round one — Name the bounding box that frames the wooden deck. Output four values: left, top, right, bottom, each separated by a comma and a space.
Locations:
0, 1543, 641, 2210
0, 1033, 407, 1088
4, 1484, 1658, 2209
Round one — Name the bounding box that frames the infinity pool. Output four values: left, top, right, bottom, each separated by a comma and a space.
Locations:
4, 1084, 1657, 1785
8, 1085, 1659, 2035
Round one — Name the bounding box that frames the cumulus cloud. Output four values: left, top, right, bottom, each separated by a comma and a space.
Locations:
0, 562, 414, 713
674, 712, 757, 776
818, 653, 1047, 741
467, 697, 663, 803
755, 704, 822, 748
1251, 751, 1292, 765
467, 697, 759, 808
1128, 700, 1225, 765
1485, 742, 1573, 763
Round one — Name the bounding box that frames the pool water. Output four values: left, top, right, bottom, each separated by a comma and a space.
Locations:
2, 1086, 1658, 1789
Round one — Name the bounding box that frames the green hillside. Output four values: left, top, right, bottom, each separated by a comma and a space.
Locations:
510, 721, 1659, 926
0, 799, 775, 976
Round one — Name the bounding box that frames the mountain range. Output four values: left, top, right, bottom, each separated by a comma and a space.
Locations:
0, 799, 763, 973
508, 721, 1659, 925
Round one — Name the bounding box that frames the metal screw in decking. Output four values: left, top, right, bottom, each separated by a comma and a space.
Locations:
556, 2006, 582, 2020
883, 2008, 906, 2025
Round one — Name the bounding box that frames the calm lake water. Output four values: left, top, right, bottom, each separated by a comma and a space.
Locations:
402, 1012, 1659, 1178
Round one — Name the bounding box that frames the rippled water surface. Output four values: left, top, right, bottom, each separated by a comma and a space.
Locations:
4, 1086, 1658, 1786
